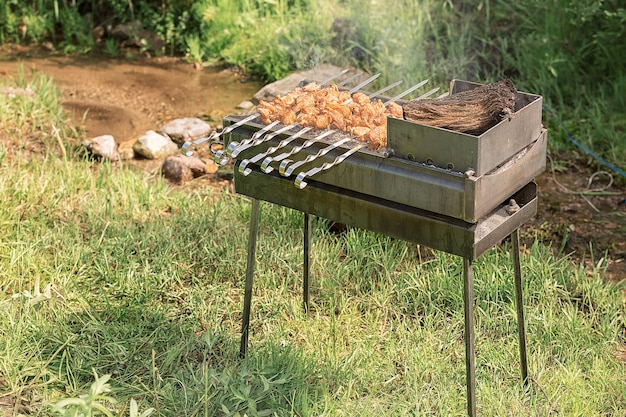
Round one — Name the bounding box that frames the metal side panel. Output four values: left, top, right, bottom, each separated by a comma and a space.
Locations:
473, 183, 537, 257
233, 162, 537, 259
471, 129, 547, 221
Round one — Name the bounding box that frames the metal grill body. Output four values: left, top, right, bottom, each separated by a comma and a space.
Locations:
216, 79, 546, 417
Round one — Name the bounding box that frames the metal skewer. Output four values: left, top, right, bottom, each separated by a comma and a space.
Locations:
230, 123, 296, 159
221, 119, 279, 156
214, 119, 281, 164
332, 71, 363, 88
279, 137, 353, 177
368, 80, 403, 99
294, 143, 366, 189
239, 127, 313, 176
383, 79, 430, 105
416, 87, 441, 100
344, 73, 381, 95
318, 68, 350, 86
261, 130, 336, 174
181, 113, 257, 156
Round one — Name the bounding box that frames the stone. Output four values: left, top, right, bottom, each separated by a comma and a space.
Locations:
111, 21, 143, 41
205, 159, 219, 174
236, 100, 255, 110
110, 20, 165, 52
117, 142, 135, 160
160, 117, 212, 145
162, 154, 208, 183
132, 130, 179, 159
253, 64, 348, 102
82, 134, 118, 161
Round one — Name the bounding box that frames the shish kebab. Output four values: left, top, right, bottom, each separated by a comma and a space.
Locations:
232, 78, 410, 173
274, 80, 440, 190
257, 80, 438, 176
217, 72, 385, 165
234, 78, 414, 176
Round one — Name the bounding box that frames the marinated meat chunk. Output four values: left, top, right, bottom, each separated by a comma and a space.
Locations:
256, 82, 401, 149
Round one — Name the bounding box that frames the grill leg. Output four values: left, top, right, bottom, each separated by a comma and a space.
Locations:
303, 213, 311, 315
240, 198, 260, 359
463, 258, 477, 417
511, 228, 529, 385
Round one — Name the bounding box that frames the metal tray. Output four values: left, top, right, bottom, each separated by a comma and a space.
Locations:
387, 79, 543, 176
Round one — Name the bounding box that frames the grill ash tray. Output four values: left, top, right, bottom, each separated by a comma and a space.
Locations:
233, 161, 537, 259
387, 79, 543, 176
224, 118, 546, 223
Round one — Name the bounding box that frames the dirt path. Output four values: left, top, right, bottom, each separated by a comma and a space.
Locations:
2, 45, 625, 281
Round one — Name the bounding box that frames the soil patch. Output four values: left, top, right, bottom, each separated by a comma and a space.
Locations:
1, 45, 624, 281
524, 153, 626, 281
0, 44, 262, 146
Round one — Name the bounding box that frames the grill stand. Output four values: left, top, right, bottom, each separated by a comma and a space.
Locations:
238, 195, 530, 417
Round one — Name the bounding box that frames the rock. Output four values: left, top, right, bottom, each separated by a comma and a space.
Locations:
110, 20, 166, 52
186, 156, 209, 178
110, 20, 143, 41
132, 130, 179, 159
162, 154, 208, 183
236, 100, 255, 110
117, 142, 135, 160
253, 64, 349, 102
41, 41, 56, 52
82, 135, 118, 161
160, 117, 212, 145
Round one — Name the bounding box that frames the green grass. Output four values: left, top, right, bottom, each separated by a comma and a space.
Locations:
1, 69, 625, 416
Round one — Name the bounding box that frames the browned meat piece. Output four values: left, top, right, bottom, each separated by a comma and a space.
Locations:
257, 103, 277, 124
351, 92, 370, 106
302, 82, 321, 92
280, 110, 297, 125
294, 94, 315, 112
313, 113, 332, 130
350, 126, 370, 139
366, 126, 386, 149
255, 82, 409, 149
387, 101, 403, 119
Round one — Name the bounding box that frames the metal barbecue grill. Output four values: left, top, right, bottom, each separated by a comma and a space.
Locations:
185, 75, 546, 416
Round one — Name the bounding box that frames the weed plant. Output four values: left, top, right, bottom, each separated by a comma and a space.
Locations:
1, 72, 625, 416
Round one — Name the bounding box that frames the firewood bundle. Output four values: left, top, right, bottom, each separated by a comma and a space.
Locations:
402, 79, 517, 135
